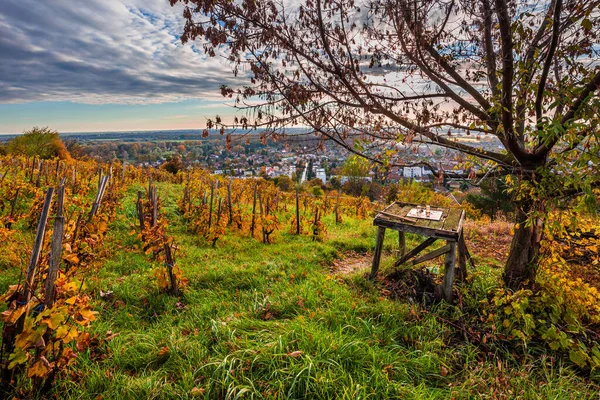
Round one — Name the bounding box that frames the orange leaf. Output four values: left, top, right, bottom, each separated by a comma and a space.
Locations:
158, 346, 169, 356
63, 253, 80, 264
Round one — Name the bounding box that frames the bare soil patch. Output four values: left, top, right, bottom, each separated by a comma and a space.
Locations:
330, 251, 372, 274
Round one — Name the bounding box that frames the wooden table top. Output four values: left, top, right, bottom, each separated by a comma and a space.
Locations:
373, 201, 465, 239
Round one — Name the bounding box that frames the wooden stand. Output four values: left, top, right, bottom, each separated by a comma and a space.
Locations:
370, 202, 468, 302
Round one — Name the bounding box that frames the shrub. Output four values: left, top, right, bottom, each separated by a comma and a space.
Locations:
6, 127, 71, 160
487, 212, 600, 371
162, 154, 184, 174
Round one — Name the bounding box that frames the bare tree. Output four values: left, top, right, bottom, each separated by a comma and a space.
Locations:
170, 0, 600, 289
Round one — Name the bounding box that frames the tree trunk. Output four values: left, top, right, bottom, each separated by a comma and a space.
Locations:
503, 199, 545, 290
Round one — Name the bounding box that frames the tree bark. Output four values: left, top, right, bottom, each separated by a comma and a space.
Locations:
503, 198, 545, 290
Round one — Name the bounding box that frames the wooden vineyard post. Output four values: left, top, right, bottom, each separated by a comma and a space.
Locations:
69, 213, 83, 269
442, 242, 457, 302
227, 180, 233, 225
258, 194, 264, 242
43, 161, 49, 186
71, 165, 77, 192
263, 196, 275, 244
0, 184, 53, 389
44, 179, 66, 307
214, 197, 223, 247
147, 177, 153, 201
399, 232, 406, 257
335, 193, 341, 224
163, 242, 180, 296
151, 184, 158, 228
98, 168, 103, 189
29, 156, 36, 182
457, 231, 467, 282
23, 188, 54, 308
369, 226, 386, 280
35, 160, 43, 187
312, 206, 320, 241
295, 188, 300, 234
88, 175, 108, 223
137, 191, 145, 234
217, 197, 223, 226
208, 181, 215, 229
54, 159, 60, 180
251, 184, 257, 237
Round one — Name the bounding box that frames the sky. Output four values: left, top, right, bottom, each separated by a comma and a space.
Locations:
0, 0, 243, 134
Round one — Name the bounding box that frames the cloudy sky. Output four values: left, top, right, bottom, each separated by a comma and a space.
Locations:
0, 0, 242, 134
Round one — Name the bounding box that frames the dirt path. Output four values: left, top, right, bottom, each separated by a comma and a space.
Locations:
330, 251, 372, 274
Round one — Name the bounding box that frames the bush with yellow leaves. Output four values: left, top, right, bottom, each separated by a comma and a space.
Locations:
488, 211, 600, 372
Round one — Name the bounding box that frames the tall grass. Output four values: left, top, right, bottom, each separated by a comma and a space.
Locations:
43, 182, 600, 399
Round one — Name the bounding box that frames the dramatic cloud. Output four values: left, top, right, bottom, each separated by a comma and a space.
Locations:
0, 0, 242, 104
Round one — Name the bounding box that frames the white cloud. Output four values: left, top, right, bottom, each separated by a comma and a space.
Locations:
0, 0, 242, 104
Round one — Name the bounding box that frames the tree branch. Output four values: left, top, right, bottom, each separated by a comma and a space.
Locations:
535, 0, 563, 125
482, 0, 499, 97
535, 69, 600, 156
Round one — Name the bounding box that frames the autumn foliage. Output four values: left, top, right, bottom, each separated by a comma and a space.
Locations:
5, 127, 72, 161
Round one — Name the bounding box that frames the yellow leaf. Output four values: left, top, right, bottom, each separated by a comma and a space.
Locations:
2, 306, 26, 325
43, 308, 68, 330
8, 347, 29, 369
63, 281, 82, 294
15, 324, 47, 350
27, 356, 51, 378
0, 285, 20, 302
56, 325, 79, 344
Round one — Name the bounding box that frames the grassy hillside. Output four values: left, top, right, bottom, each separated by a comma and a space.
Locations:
58, 184, 600, 398
0, 158, 599, 399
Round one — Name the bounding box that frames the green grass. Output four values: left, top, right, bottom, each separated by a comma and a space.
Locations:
15, 182, 599, 399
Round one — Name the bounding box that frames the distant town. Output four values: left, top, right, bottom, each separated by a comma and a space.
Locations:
10, 128, 500, 189
0, 128, 505, 191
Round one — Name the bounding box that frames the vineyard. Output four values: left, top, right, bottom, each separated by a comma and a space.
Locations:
0, 156, 599, 398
